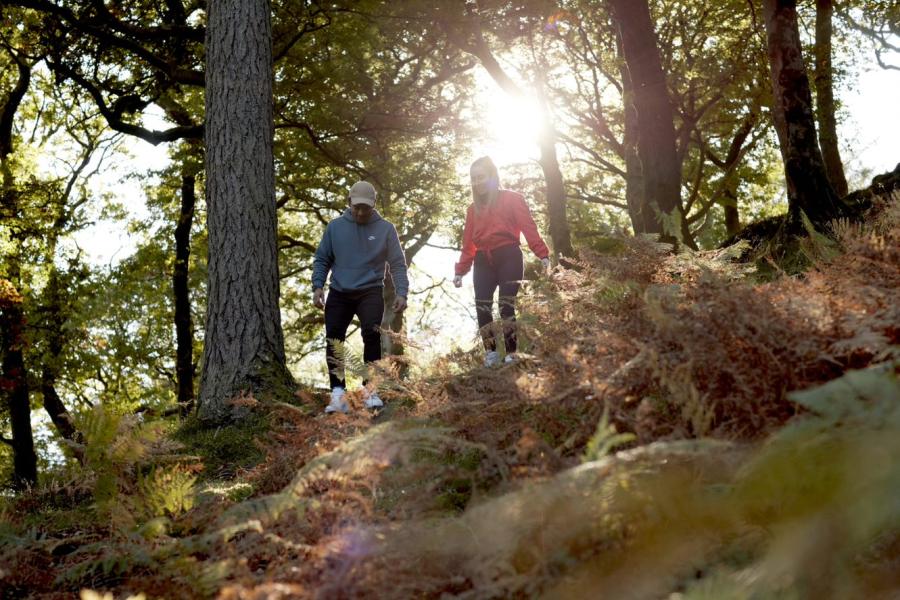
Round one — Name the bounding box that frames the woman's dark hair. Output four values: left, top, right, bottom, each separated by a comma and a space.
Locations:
470, 155, 500, 209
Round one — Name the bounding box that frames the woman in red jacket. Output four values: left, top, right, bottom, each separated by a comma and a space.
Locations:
453, 156, 551, 367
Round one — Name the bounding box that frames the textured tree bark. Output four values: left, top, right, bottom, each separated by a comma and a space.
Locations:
617, 32, 649, 235
200, 0, 295, 423
609, 0, 690, 246
175, 173, 196, 415
764, 0, 847, 226
814, 0, 849, 198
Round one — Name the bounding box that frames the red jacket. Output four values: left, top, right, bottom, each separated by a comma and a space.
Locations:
455, 190, 550, 276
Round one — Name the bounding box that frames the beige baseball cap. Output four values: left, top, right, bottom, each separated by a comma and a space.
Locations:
349, 181, 376, 206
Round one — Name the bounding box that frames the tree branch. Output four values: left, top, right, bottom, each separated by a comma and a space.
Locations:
49, 61, 203, 145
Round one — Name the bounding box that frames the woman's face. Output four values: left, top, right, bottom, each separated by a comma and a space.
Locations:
470, 165, 491, 197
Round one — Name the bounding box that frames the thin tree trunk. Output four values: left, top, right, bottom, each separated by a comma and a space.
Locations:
723, 193, 741, 236
380, 270, 408, 379
0, 286, 37, 490
814, 0, 849, 198
609, 0, 693, 247
1, 52, 37, 489
716, 110, 758, 236
200, 0, 295, 423
175, 173, 195, 416
764, 0, 847, 226
38, 267, 79, 444
535, 95, 573, 260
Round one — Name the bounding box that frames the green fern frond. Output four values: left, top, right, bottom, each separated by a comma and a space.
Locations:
583, 407, 636, 462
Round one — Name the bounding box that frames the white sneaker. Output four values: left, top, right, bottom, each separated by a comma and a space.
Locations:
325, 387, 349, 414
504, 353, 516, 364
484, 351, 499, 367
364, 390, 383, 410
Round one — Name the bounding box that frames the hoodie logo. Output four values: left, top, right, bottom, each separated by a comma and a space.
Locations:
368, 235, 376, 240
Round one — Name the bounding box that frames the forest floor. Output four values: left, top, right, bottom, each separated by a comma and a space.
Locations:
2, 192, 899, 599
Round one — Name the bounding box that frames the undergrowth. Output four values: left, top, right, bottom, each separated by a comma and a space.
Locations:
1, 194, 898, 598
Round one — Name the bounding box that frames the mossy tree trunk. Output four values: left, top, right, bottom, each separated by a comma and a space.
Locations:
200, 0, 295, 424
763, 0, 848, 226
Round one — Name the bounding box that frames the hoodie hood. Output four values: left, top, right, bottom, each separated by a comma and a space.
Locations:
341, 208, 383, 224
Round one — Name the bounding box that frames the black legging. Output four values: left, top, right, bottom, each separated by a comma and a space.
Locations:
473, 244, 523, 353
324, 287, 384, 389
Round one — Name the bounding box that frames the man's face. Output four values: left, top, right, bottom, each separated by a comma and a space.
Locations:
351, 202, 373, 224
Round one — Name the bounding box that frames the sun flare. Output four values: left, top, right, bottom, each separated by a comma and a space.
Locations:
472, 72, 545, 169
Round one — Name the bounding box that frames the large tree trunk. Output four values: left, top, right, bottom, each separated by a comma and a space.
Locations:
175, 173, 196, 416
200, 0, 295, 423
764, 0, 847, 226
814, 0, 849, 198
617, 32, 649, 235
609, 0, 692, 247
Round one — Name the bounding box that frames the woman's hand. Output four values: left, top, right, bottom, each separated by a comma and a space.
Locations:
453, 275, 463, 288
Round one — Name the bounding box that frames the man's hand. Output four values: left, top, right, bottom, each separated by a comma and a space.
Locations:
313, 287, 325, 309
541, 257, 551, 272
392, 295, 407, 312
453, 275, 463, 288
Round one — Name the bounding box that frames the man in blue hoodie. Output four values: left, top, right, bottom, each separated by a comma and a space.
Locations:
312, 181, 409, 413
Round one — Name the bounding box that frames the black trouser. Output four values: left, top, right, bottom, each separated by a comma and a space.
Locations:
324, 287, 384, 390
473, 244, 523, 353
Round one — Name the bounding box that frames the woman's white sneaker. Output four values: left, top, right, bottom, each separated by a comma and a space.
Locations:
364, 390, 384, 409
325, 387, 349, 413
484, 350, 500, 367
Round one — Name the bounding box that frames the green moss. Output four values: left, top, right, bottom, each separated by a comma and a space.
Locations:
18, 503, 96, 534
436, 477, 474, 512
589, 236, 628, 255
174, 411, 270, 480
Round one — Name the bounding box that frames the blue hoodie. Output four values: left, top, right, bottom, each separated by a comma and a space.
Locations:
312, 208, 409, 297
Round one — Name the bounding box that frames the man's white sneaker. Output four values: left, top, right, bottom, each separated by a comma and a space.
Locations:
504, 353, 516, 364
325, 387, 349, 414
484, 350, 499, 367
364, 390, 384, 410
